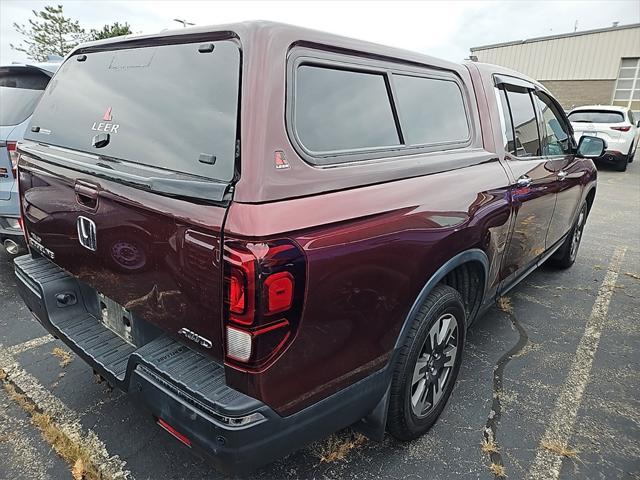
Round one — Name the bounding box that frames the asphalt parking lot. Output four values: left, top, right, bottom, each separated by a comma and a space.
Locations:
0, 161, 638, 480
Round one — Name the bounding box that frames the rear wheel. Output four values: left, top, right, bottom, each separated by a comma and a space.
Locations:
549, 202, 587, 269
627, 141, 635, 163
615, 155, 628, 172
387, 284, 466, 441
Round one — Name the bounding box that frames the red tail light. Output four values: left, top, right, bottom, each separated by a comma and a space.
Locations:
19, 214, 29, 245
610, 126, 631, 132
229, 268, 247, 314
17, 177, 29, 244
264, 272, 294, 313
223, 238, 306, 370
6, 142, 18, 178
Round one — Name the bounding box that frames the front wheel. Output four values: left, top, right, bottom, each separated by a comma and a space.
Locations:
387, 284, 466, 441
549, 202, 588, 269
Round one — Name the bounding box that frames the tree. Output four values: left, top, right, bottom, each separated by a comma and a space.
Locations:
11, 5, 87, 62
90, 22, 132, 41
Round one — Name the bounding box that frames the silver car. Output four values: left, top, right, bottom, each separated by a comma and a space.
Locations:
0, 61, 59, 254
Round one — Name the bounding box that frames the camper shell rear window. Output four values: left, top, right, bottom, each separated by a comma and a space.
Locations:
25, 39, 241, 182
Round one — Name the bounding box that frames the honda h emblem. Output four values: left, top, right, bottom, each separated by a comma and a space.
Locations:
76, 216, 97, 251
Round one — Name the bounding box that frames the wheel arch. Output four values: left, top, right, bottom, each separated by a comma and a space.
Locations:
355, 248, 489, 441
393, 248, 489, 355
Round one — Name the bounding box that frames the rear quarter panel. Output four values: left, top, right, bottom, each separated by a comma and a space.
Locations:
225, 160, 512, 413
225, 33, 515, 413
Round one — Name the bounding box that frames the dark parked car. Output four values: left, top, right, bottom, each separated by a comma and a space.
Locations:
13, 21, 601, 474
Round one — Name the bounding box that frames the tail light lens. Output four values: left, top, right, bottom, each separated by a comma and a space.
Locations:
223, 239, 306, 370
226, 326, 253, 362
229, 268, 247, 315
264, 272, 294, 313
7, 142, 18, 178
610, 126, 631, 132
17, 177, 29, 245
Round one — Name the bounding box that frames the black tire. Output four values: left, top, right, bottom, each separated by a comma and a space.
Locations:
549, 202, 588, 269
627, 141, 635, 163
615, 155, 628, 172
387, 284, 466, 441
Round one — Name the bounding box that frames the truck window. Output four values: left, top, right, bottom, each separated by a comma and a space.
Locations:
504, 87, 541, 158
533, 91, 571, 156
393, 74, 469, 146
25, 40, 241, 182
294, 65, 400, 153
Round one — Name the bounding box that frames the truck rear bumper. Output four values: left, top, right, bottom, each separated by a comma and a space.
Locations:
13, 254, 387, 474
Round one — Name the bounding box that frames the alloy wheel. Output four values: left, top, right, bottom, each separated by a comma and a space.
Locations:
569, 206, 586, 262
410, 313, 459, 418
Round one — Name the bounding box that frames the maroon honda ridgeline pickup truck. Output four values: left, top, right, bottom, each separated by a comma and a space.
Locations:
14, 21, 602, 473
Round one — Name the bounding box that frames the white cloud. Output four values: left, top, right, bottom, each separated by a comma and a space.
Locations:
1, 0, 638, 65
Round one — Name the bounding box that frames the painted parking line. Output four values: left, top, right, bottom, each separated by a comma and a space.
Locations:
0, 392, 52, 480
0, 345, 133, 480
526, 246, 627, 480
7, 334, 55, 356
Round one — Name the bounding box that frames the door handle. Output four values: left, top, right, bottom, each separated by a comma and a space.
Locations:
74, 182, 99, 199
74, 180, 99, 209
516, 175, 532, 188
557, 170, 568, 181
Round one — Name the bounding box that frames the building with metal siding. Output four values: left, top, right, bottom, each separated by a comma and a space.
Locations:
470, 23, 640, 113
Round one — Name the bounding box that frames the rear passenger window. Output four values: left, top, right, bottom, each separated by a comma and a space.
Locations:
505, 87, 541, 157
294, 65, 400, 152
393, 75, 469, 145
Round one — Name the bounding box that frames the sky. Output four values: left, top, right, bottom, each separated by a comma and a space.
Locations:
1, 0, 639, 65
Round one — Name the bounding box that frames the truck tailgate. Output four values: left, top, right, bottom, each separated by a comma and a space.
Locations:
18, 144, 228, 361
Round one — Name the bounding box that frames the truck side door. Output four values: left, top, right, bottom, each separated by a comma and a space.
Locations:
532, 91, 584, 246
495, 82, 557, 285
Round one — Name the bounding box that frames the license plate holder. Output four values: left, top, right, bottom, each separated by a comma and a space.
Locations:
97, 292, 136, 345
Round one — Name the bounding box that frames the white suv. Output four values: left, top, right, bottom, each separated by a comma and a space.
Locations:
568, 106, 639, 172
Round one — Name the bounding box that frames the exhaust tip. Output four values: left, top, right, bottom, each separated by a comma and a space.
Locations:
3, 239, 20, 255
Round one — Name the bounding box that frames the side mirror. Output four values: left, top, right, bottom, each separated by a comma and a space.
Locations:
577, 135, 606, 158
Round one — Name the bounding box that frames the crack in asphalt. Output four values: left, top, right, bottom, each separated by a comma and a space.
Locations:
483, 299, 530, 477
